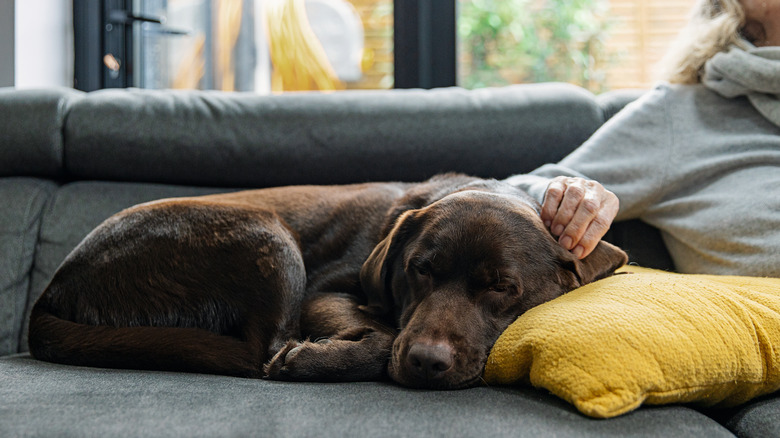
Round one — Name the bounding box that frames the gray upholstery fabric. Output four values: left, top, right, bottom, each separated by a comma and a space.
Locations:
20, 182, 229, 352
0, 88, 83, 178
725, 397, 780, 438
0, 178, 56, 355
0, 355, 735, 438
64, 83, 603, 187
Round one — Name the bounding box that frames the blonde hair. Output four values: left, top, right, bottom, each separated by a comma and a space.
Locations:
658, 0, 748, 84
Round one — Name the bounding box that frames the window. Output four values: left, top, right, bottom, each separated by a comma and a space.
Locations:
457, 0, 700, 92
605, 0, 699, 89
74, 0, 699, 93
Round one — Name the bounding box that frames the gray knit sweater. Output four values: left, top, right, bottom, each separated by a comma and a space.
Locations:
506, 44, 780, 276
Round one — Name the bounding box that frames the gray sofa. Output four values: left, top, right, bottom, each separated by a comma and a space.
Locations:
0, 83, 776, 437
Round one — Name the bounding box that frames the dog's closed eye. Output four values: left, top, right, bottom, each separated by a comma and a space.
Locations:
410, 260, 432, 278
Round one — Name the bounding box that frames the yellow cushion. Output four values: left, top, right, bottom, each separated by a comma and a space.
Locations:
483, 266, 780, 418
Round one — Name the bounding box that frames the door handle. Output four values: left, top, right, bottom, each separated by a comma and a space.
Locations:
109, 10, 164, 25
108, 10, 190, 35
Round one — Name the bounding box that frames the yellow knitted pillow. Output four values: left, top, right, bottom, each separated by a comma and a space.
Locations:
484, 266, 780, 418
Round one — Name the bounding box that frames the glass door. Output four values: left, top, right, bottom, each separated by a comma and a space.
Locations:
135, 0, 393, 92
75, 0, 395, 93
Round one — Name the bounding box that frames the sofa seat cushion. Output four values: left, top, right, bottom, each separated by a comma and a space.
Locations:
0, 354, 736, 437
725, 395, 780, 438
484, 266, 780, 419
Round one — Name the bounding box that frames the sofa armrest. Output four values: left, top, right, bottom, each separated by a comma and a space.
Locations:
0, 88, 84, 179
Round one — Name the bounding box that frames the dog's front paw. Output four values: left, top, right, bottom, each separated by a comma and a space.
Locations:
263, 340, 302, 379
263, 332, 391, 382
265, 339, 336, 380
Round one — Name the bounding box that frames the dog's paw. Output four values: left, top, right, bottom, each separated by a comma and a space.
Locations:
263, 331, 393, 382
263, 339, 302, 379
264, 339, 337, 381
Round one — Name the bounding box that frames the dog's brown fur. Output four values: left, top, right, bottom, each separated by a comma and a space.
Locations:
28, 174, 626, 389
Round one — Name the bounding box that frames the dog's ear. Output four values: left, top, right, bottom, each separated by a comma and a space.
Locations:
360, 211, 419, 316
557, 240, 628, 291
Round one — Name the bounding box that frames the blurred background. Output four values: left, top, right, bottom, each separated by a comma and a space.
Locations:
2, 0, 697, 93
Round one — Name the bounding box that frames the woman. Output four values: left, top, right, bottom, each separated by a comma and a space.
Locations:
507, 0, 780, 276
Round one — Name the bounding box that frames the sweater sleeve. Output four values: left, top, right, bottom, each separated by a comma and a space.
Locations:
505, 84, 674, 221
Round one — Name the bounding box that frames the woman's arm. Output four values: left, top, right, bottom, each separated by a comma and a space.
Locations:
505, 84, 675, 258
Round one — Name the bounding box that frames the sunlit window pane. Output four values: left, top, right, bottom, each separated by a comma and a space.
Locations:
457, 0, 698, 92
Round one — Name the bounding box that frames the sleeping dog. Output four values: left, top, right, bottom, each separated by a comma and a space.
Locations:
28, 174, 626, 389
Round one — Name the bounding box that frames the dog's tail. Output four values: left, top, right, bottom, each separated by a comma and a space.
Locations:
27, 303, 264, 377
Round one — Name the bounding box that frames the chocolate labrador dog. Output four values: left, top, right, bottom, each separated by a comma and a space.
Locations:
28, 174, 626, 389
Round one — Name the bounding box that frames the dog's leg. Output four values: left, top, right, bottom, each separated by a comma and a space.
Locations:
264, 293, 395, 381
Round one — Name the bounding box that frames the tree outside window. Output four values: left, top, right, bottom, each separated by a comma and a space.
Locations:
458, 0, 699, 93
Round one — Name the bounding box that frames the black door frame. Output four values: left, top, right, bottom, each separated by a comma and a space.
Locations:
74, 0, 137, 91
393, 0, 456, 89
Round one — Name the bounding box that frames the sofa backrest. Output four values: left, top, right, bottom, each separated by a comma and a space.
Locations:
0, 83, 664, 356
3, 83, 609, 187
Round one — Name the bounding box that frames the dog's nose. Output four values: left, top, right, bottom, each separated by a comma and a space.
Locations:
406, 342, 455, 380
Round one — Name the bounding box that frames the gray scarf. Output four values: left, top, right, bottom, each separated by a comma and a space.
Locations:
703, 42, 780, 127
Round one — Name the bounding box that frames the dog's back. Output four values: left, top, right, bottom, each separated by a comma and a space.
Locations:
27, 181, 413, 375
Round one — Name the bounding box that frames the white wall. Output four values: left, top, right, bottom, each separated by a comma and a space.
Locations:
0, 0, 14, 87
14, 0, 73, 88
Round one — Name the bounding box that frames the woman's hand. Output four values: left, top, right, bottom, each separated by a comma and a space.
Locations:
541, 177, 619, 259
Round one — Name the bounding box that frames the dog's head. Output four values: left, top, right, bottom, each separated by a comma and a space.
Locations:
360, 180, 627, 389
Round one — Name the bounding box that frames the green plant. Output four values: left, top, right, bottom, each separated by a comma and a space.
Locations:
458, 0, 615, 92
